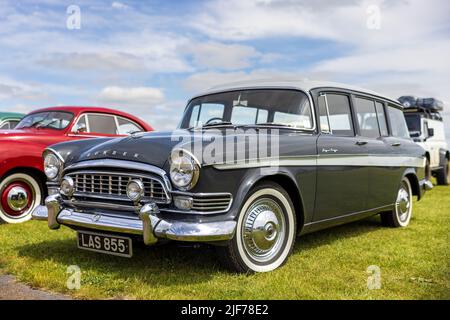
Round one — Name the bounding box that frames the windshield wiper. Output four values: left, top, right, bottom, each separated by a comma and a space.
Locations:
189, 121, 234, 130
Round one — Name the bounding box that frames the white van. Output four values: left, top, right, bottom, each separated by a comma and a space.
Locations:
400, 96, 449, 185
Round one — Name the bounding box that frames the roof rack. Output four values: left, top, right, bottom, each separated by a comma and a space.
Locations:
399, 96, 444, 121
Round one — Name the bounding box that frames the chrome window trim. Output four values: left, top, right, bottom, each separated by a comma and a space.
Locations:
183, 87, 317, 133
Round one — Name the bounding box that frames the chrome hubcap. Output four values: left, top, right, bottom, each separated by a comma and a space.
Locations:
7, 186, 29, 212
242, 198, 285, 262
396, 184, 410, 222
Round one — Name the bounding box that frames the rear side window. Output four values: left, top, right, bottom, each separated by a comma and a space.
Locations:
0, 122, 9, 129
88, 114, 117, 135
354, 97, 380, 138
117, 117, 143, 135
321, 94, 354, 136
388, 106, 410, 139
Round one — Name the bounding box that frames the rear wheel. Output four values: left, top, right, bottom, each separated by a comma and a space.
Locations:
0, 173, 43, 224
380, 177, 413, 228
217, 182, 296, 273
436, 157, 449, 185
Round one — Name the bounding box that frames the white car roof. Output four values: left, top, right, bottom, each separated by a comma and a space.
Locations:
193, 79, 401, 106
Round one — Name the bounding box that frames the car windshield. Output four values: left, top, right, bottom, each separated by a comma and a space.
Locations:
15, 111, 74, 130
180, 89, 313, 130
405, 114, 421, 136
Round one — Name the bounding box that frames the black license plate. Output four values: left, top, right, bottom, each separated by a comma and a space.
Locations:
77, 231, 133, 258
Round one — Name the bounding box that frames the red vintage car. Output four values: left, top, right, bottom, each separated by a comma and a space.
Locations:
0, 106, 153, 224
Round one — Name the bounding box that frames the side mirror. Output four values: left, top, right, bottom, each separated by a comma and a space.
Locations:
74, 123, 87, 134
427, 128, 434, 138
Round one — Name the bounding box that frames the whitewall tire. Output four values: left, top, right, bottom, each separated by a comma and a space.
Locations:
218, 182, 297, 273
0, 173, 43, 224
381, 177, 413, 228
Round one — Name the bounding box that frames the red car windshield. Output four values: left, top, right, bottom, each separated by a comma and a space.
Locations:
15, 111, 74, 130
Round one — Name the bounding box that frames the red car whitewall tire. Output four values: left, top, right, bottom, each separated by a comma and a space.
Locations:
0, 173, 42, 224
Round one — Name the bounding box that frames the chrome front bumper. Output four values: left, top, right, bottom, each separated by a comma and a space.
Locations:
32, 195, 236, 244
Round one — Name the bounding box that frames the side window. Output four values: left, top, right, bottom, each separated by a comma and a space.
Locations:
375, 102, 388, 136
354, 97, 380, 138
423, 121, 429, 138
9, 120, 20, 128
88, 114, 117, 135
322, 94, 354, 136
73, 115, 88, 133
189, 105, 200, 128
0, 122, 9, 129
117, 117, 143, 135
388, 105, 410, 139
318, 95, 330, 133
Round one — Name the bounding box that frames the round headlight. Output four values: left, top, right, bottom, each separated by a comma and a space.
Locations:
44, 153, 61, 180
60, 176, 74, 197
127, 179, 144, 202
170, 151, 200, 190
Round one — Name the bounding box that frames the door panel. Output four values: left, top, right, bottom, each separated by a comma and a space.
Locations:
315, 135, 369, 221
313, 92, 369, 222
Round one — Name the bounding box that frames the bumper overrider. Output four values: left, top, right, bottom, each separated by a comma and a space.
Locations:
32, 194, 237, 245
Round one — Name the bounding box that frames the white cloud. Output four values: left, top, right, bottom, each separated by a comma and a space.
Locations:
191, 0, 450, 47
186, 42, 261, 70
98, 86, 165, 106
112, 1, 129, 10
182, 69, 307, 93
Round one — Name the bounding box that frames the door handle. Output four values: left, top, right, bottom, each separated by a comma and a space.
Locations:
391, 143, 401, 147
356, 141, 368, 146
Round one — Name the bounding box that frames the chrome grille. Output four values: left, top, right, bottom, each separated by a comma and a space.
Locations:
67, 171, 170, 204
191, 194, 232, 213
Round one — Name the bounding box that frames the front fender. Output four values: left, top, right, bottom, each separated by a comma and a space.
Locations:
231, 168, 307, 221
0, 141, 44, 178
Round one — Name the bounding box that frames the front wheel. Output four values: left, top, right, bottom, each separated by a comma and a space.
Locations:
436, 158, 449, 186
380, 177, 413, 228
0, 172, 43, 224
217, 182, 297, 273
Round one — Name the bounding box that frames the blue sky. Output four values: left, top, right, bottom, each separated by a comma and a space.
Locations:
0, 0, 449, 139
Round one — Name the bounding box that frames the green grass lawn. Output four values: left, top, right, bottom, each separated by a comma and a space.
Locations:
1, 185, 449, 300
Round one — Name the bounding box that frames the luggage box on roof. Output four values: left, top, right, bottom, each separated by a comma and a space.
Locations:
399, 96, 444, 112
417, 98, 444, 111
398, 96, 418, 108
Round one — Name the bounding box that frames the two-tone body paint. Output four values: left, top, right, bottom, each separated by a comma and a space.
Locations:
46, 82, 427, 239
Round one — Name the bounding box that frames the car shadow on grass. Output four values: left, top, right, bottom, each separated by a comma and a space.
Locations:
17, 238, 225, 287
294, 215, 383, 253
16, 215, 384, 285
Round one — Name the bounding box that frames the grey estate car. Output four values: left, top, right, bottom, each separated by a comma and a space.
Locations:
32, 80, 432, 273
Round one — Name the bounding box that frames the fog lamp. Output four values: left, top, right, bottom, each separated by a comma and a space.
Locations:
60, 176, 74, 197
127, 179, 145, 202
174, 196, 193, 210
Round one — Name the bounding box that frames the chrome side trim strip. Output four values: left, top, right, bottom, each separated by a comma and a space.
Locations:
213, 155, 425, 170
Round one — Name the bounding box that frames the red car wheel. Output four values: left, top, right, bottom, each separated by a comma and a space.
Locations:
0, 173, 42, 224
